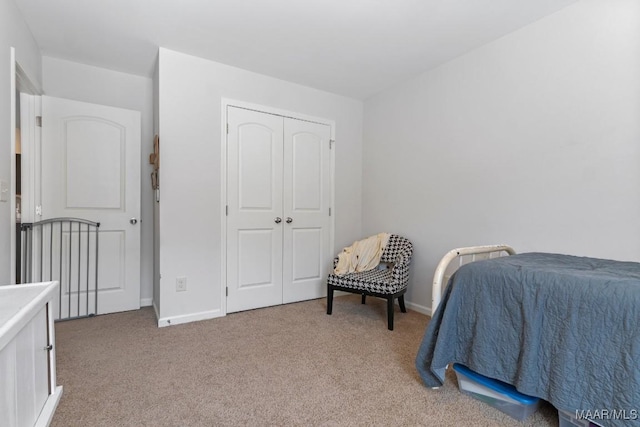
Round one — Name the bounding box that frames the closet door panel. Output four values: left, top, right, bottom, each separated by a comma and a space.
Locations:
291, 227, 322, 279
283, 119, 332, 303
238, 126, 277, 210
292, 135, 322, 210
227, 107, 284, 313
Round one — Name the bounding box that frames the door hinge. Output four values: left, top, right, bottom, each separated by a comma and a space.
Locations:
329, 139, 335, 149
226, 287, 228, 297
36, 116, 42, 127
225, 205, 229, 216
329, 207, 331, 216
226, 123, 229, 134
36, 205, 42, 216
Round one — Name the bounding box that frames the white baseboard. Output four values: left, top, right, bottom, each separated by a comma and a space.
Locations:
334, 291, 433, 316
405, 301, 432, 316
140, 297, 153, 307
157, 309, 224, 327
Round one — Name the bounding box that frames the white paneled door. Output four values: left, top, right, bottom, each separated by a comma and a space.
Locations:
226, 106, 332, 313
226, 108, 284, 313
282, 118, 332, 303
41, 96, 141, 315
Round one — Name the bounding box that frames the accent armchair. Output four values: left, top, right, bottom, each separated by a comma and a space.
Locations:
326, 234, 413, 330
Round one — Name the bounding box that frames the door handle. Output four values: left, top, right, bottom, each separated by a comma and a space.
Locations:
286, 217, 293, 224
130, 218, 138, 225
275, 217, 282, 224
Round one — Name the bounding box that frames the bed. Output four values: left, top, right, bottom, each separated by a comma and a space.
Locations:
415, 245, 640, 427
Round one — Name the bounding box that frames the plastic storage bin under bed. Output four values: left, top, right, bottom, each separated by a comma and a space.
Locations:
452, 363, 541, 421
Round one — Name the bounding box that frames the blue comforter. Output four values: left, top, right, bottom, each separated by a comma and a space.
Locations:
415, 253, 640, 426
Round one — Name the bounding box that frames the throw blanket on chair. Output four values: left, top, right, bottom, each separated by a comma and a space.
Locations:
334, 233, 390, 276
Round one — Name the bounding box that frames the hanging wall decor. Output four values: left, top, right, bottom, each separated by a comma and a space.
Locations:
149, 134, 159, 190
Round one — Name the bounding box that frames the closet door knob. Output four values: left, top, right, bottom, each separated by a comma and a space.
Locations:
286, 217, 293, 224
275, 217, 282, 224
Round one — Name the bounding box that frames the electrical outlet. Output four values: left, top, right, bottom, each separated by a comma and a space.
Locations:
176, 276, 187, 292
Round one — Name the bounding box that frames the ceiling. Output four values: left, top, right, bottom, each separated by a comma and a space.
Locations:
15, 0, 578, 99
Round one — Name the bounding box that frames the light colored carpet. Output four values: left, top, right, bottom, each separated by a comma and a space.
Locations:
51, 295, 559, 426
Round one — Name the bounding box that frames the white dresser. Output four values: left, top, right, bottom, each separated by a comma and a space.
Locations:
0, 282, 63, 427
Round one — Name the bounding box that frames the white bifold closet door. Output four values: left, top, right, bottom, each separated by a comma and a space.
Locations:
226, 106, 331, 313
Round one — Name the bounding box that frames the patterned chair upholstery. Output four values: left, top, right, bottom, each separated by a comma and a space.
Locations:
326, 235, 413, 330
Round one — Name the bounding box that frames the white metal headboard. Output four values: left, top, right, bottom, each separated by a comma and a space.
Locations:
432, 245, 516, 313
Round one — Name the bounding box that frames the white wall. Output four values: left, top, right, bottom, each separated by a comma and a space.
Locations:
0, 0, 41, 285
362, 0, 640, 313
42, 56, 155, 305
157, 48, 363, 325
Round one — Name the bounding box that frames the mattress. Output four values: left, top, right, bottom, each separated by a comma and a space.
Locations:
415, 252, 640, 426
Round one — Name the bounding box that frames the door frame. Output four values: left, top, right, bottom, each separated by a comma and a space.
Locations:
9, 48, 16, 286
12, 51, 42, 285
220, 99, 336, 316
19, 93, 42, 226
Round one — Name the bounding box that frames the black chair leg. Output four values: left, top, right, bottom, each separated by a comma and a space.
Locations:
387, 296, 394, 331
327, 286, 334, 315
361, 294, 366, 304
398, 295, 407, 313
